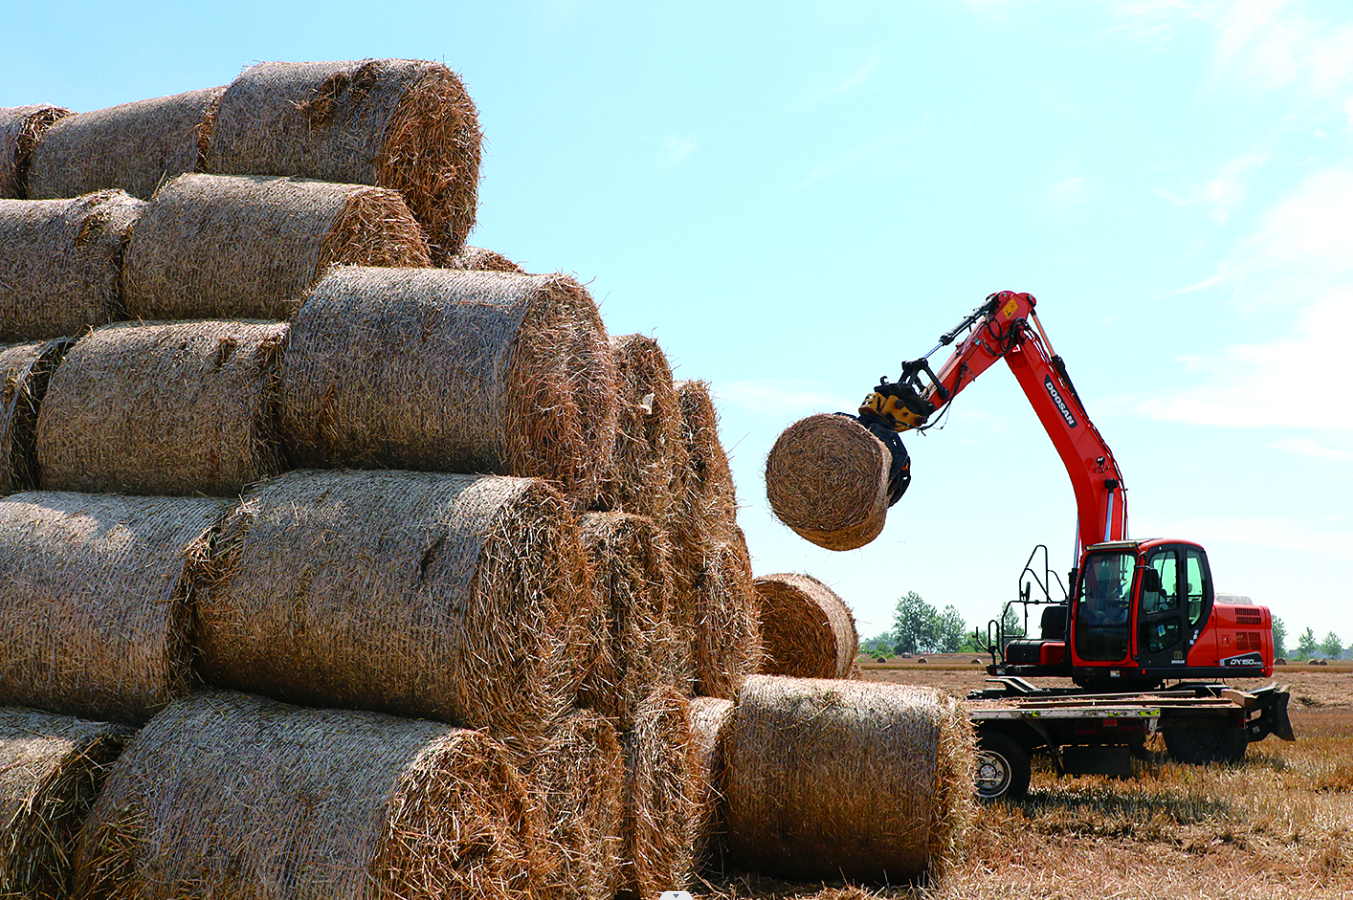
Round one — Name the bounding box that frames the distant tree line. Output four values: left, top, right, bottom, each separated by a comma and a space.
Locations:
861, 591, 1028, 658
1273, 617, 1345, 660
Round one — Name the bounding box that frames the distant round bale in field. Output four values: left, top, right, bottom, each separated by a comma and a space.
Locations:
0, 338, 73, 495
754, 573, 859, 679
122, 173, 430, 320
620, 686, 698, 900
1, 105, 72, 198
206, 59, 481, 262
75, 691, 540, 900
765, 413, 891, 551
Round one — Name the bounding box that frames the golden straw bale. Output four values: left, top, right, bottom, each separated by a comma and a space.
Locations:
0, 191, 144, 342
0, 105, 72, 199
765, 413, 891, 551
197, 469, 596, 756
26, 88, 224, 201
668, 379, 738, 597
279, 267, 619, 501
0, 338, 72, 495
725, 676, 975, 885
688, 529, 764, 699
36, 321, 286, 497
122, 173, 430, 321
442, 245, 525, 273
0, 708, 132, 900
619, 687, 698, 900
0, 492, 226, 724
206, 59, 481, 262
75, 691, 540, 900
754, 572, 859, 679
687, 696, 734, 873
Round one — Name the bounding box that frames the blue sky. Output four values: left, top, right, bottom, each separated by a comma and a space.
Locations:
7, 0, 1351, 646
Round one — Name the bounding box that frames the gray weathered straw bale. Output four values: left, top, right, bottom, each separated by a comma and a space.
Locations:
0, 191, 144, 342
197, 469, 595, 755
687, 696, 734, 873
442, 245, 525, 273
0, 707, 132, 900
754, 573, 859, 679
0, 105, 72, 199
26, 88, 224, 201
36, 321, 286, 497
0, 339, 72, 495
688, 529, 763, 699
206, 59, 481, 262
122, 173, 430, 321
619, 687, 698, 900
725, 676, 974, 885
279, 267, 618, 501
766, 412, 891, 551
75, 691, 540, 900
0, 492, 226, 724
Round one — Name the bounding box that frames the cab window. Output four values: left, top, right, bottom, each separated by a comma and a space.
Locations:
1185, 548, 1210, 629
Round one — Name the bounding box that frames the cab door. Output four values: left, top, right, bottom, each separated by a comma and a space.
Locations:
1136, 545, 1190, 669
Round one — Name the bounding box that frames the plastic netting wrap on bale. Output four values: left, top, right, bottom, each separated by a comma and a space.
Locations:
725, 676, 975, 886
122, 173, 430, 321
688, 696, 734, 874
442, 245, 525, 273
279, 267, 618, 501
766, 413, 891, 551
754, 573, 859, 679
0, 191, 144, 342
26, 88, 224, 201
1, 105, 72, 199
0, 492, 226, 724
687, 529, 764, 699
0, 708, 132, 900
619, 687, 698, 900
36, 321, 287, 497
0, 338, 72, 495
206, 59, 481, 262
74, 691, 540, 900
197, 469, 596, 755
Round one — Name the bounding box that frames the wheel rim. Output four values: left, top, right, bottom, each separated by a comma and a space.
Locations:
975, 749, 1013, 798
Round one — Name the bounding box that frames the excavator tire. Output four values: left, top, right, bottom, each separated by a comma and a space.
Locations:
1162, 724, 1248, 765
975, 731, 1030, 801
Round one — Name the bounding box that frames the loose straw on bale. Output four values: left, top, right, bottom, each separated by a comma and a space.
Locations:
36, 321, 287, 497
279, 267, 619, 501
75, 691, 540, 900
0, 105, 72, 199
206, 59, 481, 262
26, 88, 224, 201
619, 687, 698, 900
688, 696, 734, 873
0, 191, 144, 342
443, 245, 525, 273
688, 529, 764, 699
765, 412, 891, 551
725, 676, 975, 886
122, 173, 430, 321
0, 492, 226, 724
0, 338, 72, 495
754, 573, 859, 679
197, 469, 595, 756
0, 708, 132, 900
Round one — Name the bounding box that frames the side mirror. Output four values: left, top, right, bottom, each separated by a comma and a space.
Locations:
1139, 567, 1161, 593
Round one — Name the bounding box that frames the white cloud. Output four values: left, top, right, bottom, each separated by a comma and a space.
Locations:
716, 379, 854, 419
1051, 176, 1095, 209
793, 129, 911, 191
800, 55, 880, 108
1152, 150, 1271, 224
660, 135, 697, 165
1265, 437, 1353, 461
1208, 0, 1353, 94
1148, 514, 1353, 558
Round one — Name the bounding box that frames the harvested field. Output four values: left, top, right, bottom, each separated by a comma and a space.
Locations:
754, 573, 858, 679
36, 320, 287, 496
621, 686, 699, 899
75, 691, 540, 900
26, 88, 224, 200
0, 338, 72, 495
1, 105, 72, 198
688, 529, 764, 699
122, 173, 430, 320
442, 244, 525, 272
206, 59, 481, 261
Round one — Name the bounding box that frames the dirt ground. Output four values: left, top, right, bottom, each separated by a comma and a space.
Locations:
690, 657, 1353, 900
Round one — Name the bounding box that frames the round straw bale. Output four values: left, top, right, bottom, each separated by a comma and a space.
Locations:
442, 245, 525, 273
0, 708, 133, 900
668, 380, 738, 597
1, 105, 73, 199
0, 191, 143, 342
765, 413, 891, 551
619, 686, 698, 900
0, 492, 226, 724
753, 573, 859, 679
688, 529, 764, 699
122, 173, 430, 321
0, 338, 73, 495
197, 469, 595, 755
279, 267, 619, 501
725, 676, 975, 885
687, 696, 734, 873
206, 59, 481, 262
26, 88, 224, 201
36, 320, 286, 497
75, 691, 540, 900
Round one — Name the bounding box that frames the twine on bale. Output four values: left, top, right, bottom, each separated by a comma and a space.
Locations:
0, 492, 227, 724
0, 191, 144, 342
206, 59, 481, 262
619, 687, 698, 900
26, 88, 225, 201
36, 321, 287, 497
687, 696, 734, 873
279, 267, 619, 501
0, 105, 72, 199
0, 338, 73, 495
688, 529, 764, 699
765, 413, 891, 551
197, 469, 596, 756
122, 173, 430, 321
442, 245, 525, 273
0, 708, 132, 900
724, 676, 975, 886
75, 691, 541, 900
753, 573, 859, 679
